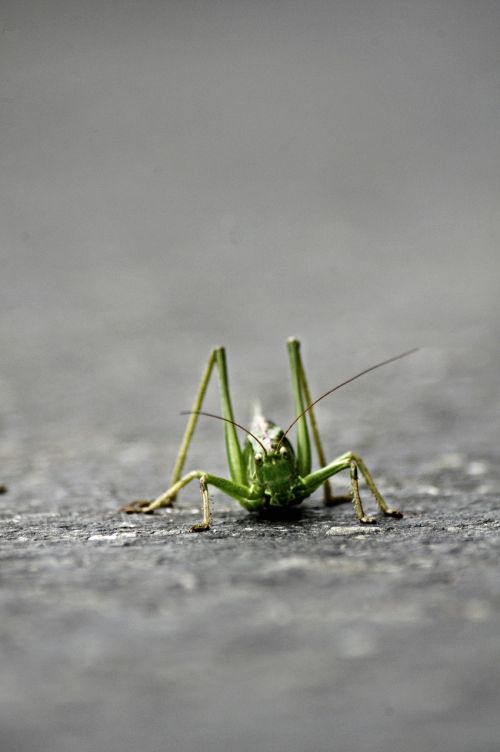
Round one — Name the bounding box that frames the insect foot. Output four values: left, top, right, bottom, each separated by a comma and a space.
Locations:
384, 508, 403, 519
189, 522, 211, 533
359, 515, 377, 524
120, 498, 174, 514
120, 500, 154, 514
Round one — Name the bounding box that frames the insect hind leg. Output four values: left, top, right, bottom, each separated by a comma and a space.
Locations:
121, 346, 245, 514
287, 338, 351, 506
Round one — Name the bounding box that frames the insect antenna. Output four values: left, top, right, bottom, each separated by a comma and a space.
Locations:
180, 410, 268, 453
277, 347, 419, 448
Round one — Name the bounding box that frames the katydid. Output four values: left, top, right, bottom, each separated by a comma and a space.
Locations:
123, 339, 418, 532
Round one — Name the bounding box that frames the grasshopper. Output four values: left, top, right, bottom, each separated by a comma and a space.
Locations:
123, 339, 417, 531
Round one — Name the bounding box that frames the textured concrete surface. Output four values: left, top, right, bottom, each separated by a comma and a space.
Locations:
1, 2, 500, 751
2, 352, 500, 752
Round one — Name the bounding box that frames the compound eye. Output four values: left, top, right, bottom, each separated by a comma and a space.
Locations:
279, 446, 289, 460
255, 453, 264, 466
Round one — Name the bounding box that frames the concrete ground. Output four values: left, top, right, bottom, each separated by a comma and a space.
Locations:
2, 328, 500, 752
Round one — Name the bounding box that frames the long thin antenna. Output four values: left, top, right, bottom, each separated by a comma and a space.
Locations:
180, 410, 268, 453
277, 347, 419, 448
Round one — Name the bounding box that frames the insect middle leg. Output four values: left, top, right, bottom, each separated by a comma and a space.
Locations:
122, 346, 245, 514
287, 338, 351, 506
302, 451, 402, 523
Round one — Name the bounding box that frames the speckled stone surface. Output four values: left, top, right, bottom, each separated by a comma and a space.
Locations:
2, 393, 500, 752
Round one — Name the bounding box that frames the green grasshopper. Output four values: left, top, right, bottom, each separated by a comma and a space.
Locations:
123, 339, 417, 531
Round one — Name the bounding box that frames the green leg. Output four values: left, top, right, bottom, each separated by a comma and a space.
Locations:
190, 475, 212, 532
287, 338, 349, 505
190, 473, 262, 532
170, 346, 245, 490
287, 338, 312, 477
302, 451, 402, 524
167, 350, 217, 497
122, 346, 245, 513
215, 347, 246, 486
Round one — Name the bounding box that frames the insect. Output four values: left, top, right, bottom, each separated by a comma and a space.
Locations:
123, 339, 418, 531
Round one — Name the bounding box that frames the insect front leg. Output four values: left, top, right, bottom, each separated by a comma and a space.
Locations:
190, 474, 212, 532
126, 468, 256, 531
189, 473, 261, 531
302, 451, 402, 524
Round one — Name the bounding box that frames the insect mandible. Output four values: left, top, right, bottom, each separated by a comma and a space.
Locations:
123, 339, 418, 531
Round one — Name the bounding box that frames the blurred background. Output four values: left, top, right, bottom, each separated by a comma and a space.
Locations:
1, 0, 499, 458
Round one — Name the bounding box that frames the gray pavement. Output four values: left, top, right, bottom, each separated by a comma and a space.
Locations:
1, 2, 500, 751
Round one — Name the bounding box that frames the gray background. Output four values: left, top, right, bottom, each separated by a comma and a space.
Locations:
1, 1, 499, 751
